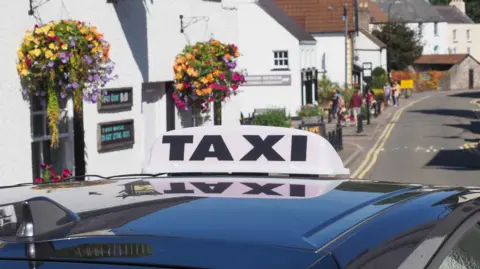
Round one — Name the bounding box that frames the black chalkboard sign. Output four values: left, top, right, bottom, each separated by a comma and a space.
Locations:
97, 119, 135, 152
98, 87, 133, 111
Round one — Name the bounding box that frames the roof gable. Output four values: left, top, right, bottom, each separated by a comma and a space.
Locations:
273, 0, 357, 33
374, 0, 446, 23
414, 54, 469, 65
359, 29, 386, 48
257, 0, 316, 42
435, 5, 474, 24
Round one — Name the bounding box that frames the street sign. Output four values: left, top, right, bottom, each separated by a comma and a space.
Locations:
401, 79, 414, 89
243, 75, 292, 86
362, 62, 372, 78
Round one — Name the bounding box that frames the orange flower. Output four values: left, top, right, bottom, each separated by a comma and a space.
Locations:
176, 83, 184, 90
196, 89, 203, 96
207, 74, 214, 82
224, 54, 231, 60
185, 53, 194, 60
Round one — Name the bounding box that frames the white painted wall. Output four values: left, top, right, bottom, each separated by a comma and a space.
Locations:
0, 0, 312, 186
354, 31, 387, 71
447, 23, 480, 61
313, 33, 346, 85
369, 22, 449, 55
221, 2, 316, 124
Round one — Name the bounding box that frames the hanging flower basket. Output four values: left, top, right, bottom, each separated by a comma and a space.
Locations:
17, 20, 118, 148
172, 39, 246, 112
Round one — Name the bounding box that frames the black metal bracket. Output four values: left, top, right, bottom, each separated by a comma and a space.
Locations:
179, 15, 209, 33
28, 0, 52, 16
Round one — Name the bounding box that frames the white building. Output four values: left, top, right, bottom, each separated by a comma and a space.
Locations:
355, 29, 388, 73
0, 0, 316, 186
369, 0, 449, 55
435, 1, 480, 61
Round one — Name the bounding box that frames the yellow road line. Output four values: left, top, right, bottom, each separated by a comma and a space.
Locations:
350, 96, 430, 178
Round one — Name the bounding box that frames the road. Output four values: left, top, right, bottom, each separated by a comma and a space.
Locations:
350, 90, 480, 187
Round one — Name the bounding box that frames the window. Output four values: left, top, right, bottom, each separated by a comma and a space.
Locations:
418, 23, 423, 36
273, 50, 289, 69
30, 96, 74, 180
468, 47, 471, 54
453, 29, 457, 40
434, 22, 438, 36
453, 47, 457, 53
467, 30, 471, 41
438, 222, 480, 268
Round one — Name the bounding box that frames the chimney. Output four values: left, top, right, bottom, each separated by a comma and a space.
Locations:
449, 0, 466, 14
358, 1, 370, 30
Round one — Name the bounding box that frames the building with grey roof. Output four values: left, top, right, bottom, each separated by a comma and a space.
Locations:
435, 5, 473, 24
373, 0, 446, 23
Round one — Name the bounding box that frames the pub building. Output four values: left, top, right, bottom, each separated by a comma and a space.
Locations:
1, 0, 319, 186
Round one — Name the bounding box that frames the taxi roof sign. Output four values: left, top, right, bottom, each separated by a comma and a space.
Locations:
143, 126, 350, 176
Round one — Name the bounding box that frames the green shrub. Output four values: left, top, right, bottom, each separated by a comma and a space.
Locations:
297, 104, 324, 117
251, 110, 290, 128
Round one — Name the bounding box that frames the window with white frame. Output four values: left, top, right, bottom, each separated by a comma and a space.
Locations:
273, 50, 289, 69
30, 96, 74, 180
453, 29, 457, 40
467, 29, 471, 41
434, 22, 438, 36
418, 23, 423, 36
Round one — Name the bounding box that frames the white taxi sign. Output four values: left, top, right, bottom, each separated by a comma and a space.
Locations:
143, 126, 349, 176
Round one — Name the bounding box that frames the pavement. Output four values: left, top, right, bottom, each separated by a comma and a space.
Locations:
344, 90, 480, 187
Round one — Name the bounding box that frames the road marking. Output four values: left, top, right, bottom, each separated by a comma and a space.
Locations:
351, 96, 430, 179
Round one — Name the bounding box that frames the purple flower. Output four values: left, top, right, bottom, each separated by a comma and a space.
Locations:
72, 82, 79, 89
102, 76, 109, 83
228, 62, 237, 69
60, 92, 67, 99
64, 72, 70, 79
88, 75, 93, 81
33, 61, 38, 65
88, 44, 94, 48
91, 93, 98, 103
22, 89, 27, 95
65, 83, 71, 89
84, 55, 92, 64
60, 52, 68, 64
58, 80, 63, 86
93, 74, 100, 81
48, 61, 54, 67
222, 56, 229, 63
70, 40, 76, 47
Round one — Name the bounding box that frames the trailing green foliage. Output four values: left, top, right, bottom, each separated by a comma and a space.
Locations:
297, 104, 324, 117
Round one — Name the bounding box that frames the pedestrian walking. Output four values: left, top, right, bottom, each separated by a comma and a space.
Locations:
391, 82, 398, 107
384, 82, 391, 107
330, 90, 340, 119
395, 81, 402, 106
349, 89, 363, 127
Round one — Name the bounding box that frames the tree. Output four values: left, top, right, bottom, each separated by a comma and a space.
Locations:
429, 0, 480, 23
372, 22, 423, 72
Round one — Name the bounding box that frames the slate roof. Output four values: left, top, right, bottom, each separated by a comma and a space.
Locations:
414, 54, 469, 65
257, 0, 316, 42
360, 28, 386, 48
273, 0, 357, 33
372, 0, 446, 23
435, 5, 474, 24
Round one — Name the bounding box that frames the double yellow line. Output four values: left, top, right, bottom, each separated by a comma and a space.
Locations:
350, 96, 430, 179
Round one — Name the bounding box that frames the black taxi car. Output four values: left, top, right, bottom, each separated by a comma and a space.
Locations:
0, 126, 478, 269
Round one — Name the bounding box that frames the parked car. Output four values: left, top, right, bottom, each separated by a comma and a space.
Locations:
0, 126, 478, 269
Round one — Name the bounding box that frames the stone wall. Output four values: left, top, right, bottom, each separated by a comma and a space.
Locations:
448, 56, 480, 90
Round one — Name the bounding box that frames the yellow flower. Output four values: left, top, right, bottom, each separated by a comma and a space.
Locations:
200, 77, 209, 84
26, 34, 34, 41
174, 65, 183, 72
175, 73, 183, 80
61, 43, 68, 50
176, 83, 184, 90
34, 28, 43, 35
16, 63, 23, 72
47, 31, 56, 37
207, 74, 214, 82
204, 87, 212, 94
17, 51, 25, 60
185, 53, 194, 60
45, 50, 54, 59
41, 26, 50, 34
66, 26, 72, 32
196, 89, 203, 96
48, 43, 55, 50
20, 68, 28, 76
234, 51, 240, 57
86, 35, 94, 41
33, 48, 41, 57
93, 40, 98, 47
80, 27, 87, 34
194, 82, 201, 88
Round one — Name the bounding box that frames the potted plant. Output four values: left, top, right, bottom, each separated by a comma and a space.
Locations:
17, 20, 117, 148
251, 109, 290, 128
297, 104, 324, 123
172, 39, 246, 114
